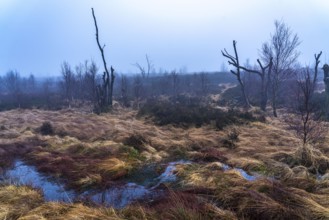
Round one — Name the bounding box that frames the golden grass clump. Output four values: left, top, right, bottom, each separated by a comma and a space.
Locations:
176, 161, 329, 219
294, 144, 329, 174
98, 158, 133, 180
214, 178, 329, 219
19, 202, 122, 220
0, 185, 43, 220
227, 157, 265, 172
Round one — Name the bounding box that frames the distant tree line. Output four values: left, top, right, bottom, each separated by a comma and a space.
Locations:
0, 63, 234, 111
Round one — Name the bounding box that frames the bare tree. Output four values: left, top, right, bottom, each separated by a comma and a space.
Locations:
222, 40, 251, 108
199, 72, 209, 95
134, 54, 154, 78
27, 74, 36, 94
92, 8, 115, 110
183, 74, 193, 95
120, 74, 129, 107
133, 74, 143, 108
261, 20, 301, 117
236, 58, 273, 111
322, 63, 329, 119
160, 72, 171, 95
170, 70, 179, 97
220, 61, 228, 73
75, 63, 84, 100
322, 64, 329, 95
84, 60, 98, 102
289, 52, 323, 145
43, 78, 53, 108
60, 61, 75, 104
4, 70, 21, 106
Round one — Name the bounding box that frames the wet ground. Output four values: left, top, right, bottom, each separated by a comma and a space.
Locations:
1, 159, 257, 208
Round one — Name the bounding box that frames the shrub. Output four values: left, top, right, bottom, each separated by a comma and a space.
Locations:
123, 134, 148, 151
39, 121, 54, 135
138, 98, 259, 129
222, 127, 240, 149
120, 145, 145, 161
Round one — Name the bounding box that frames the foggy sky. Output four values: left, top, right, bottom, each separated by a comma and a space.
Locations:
0, 0, 328, 76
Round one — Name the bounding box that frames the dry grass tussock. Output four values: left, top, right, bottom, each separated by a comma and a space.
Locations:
0, 185, 123, 219
0, 185, 43, 220
176, 163, 329, 219
20, 202, 122, 220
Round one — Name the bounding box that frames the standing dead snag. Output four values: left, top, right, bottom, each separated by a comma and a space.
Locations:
222, 40, 251, 108
313, 51, 322, 87
322, 64, 329, 95
91, 8, 115, 111
238, 58, 273, 111
321, 58, 329, 118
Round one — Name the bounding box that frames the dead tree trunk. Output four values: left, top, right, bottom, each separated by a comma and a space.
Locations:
238, 58, 273, 111
222, 40, 251, 108
91, 8, 115, 111
323, 64, 329, 95
321, 60, 329, 118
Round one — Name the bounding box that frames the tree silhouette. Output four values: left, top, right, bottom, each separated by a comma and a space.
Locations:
92, 8, 115, 111
261, 20, 301, 117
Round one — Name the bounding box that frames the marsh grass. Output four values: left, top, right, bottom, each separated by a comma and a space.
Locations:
176, 163, 329, 219
0, 185, 43, 220
1, 108, 329, 219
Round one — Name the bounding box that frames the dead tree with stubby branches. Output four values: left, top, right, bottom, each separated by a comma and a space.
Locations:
91, 8, 115, 112
238, 58, 273, 111
222, 40, 251, 108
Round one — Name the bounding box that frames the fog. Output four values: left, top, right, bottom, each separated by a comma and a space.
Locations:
0, 0, 328, 76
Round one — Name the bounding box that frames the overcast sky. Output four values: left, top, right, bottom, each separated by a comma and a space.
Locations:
1, 0, 329, 76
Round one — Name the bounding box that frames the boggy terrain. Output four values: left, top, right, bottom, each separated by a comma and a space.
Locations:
1, 106, 329, 219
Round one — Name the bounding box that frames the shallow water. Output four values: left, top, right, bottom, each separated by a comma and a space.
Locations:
151, 160, 191, 188
4, 160, 75, 202
222, 164, 257, 181
87, 160, 190, 207
2, 160, 190, 207
2, 160, 256, 207
234, 168, 257, 181
85, 183, 153, 208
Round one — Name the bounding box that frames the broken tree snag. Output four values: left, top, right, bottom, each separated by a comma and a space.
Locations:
110, 66, 115, 106
91, 8, 115, 110
222, 40, 251, 108
323, 64, 329, 95
313, 51, 322, 87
